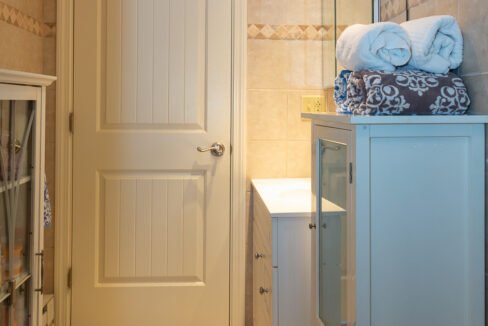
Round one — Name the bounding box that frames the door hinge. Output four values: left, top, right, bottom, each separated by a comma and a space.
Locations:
68, 112, 74, 134
67, 267, 72, 289
349, 162, 353, 184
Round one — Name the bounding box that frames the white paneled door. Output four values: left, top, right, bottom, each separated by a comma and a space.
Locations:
72, 0, 231, 325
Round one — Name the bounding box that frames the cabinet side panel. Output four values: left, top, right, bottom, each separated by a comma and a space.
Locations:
369, 127, 482, 326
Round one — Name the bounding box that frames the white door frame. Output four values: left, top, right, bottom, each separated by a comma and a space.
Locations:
54, 0, 247, 325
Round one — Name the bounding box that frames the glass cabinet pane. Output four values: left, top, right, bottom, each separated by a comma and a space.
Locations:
0, 100, 36, 326
318, 138, 352, 326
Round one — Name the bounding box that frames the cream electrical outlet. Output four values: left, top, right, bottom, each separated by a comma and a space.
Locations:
301, 95, 326, 113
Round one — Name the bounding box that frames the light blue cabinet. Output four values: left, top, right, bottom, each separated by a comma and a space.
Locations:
308, 113, 487, 326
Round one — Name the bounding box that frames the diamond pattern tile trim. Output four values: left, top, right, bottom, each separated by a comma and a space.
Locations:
247, 24, 345, 41
0, 1, 56, 37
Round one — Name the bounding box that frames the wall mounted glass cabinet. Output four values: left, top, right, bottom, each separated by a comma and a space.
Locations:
0, 70, 55, 326
310, 113, 486, 326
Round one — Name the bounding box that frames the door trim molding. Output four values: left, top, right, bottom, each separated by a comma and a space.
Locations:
55, 0, 247, 325
230, 0, 247, 325
55, 0, 73, 325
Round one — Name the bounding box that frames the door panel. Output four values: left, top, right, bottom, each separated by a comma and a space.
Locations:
100, 173, 205, 283
104, 0, 206, 129
72, 0, 231, 325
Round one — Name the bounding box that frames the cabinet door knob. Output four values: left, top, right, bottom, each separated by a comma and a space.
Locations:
254, 252, 264, 259
309, 223, 317, 229
259, 287, 271, 295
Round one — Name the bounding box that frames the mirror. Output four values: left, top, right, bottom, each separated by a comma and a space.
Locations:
322, 0, 376, 88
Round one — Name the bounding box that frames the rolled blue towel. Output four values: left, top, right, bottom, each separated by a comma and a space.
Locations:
336, 22, 411, 72
334, 70, 352, 114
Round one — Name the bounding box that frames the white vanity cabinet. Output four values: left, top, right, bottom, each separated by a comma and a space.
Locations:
252, 179, 319, 326
0, 70, 55, 326
306, 113, 487, 326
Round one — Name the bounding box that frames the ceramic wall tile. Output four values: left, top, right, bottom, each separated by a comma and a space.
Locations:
459, 0, 488, 75
323, 40, 336, 88
381, 0, 407, 22
408, 0, 458, 19
0, 21, 43, 73
249, 39, 324, 90
247, 90, 288, 140
246, 140, 288, 190
248, 0, 322, 25
248, 39, 290, 89
248, 0, 286, 25
407, 0, 429, 8
43, 36, 56, 75
1, 0, 43, 20
336, 0, 373, 26
287, 90, 323, 140
388, 11, 408, 23
462, 74, 488, 115
43, 0, 56, 24
324, 87, 336, 112
288, 40, 324, 90
305, 0, 324, 25
286, 140, 311, 177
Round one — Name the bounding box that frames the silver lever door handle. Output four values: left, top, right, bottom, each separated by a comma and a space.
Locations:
197, 142, 225, 157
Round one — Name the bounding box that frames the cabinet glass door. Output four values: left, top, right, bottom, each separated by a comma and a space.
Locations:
0, 100, 36, 326
317, 138, 353, 326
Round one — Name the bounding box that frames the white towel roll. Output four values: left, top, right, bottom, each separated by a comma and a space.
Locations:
401, 15, 463, 74
336, 22, 411, 72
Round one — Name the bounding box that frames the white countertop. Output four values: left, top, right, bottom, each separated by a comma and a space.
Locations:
302, 112, 488, 124
251, 178, 344, 218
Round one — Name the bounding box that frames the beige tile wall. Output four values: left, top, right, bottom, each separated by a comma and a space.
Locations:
0, 0, 56, 294
381, 0, 488, 320
246, 0, 324, 323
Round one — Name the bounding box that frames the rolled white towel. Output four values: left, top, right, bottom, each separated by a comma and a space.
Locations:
401, 15, 463, 74
336, 22, 411, 72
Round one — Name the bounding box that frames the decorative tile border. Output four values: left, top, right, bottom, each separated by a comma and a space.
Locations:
248, 24, 347, 41
0, 1, 56, 37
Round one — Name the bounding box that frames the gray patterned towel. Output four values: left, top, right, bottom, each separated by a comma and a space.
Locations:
345, 70, 470, 115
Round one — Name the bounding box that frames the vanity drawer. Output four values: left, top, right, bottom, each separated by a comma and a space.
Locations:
253, 189, 274, 326
253, 252, 273, 326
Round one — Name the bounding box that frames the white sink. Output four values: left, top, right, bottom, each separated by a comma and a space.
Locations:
252, 178, 312, 218
252, 178, 345, 218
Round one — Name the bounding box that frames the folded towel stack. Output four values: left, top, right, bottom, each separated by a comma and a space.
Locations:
334, 16, 469, 116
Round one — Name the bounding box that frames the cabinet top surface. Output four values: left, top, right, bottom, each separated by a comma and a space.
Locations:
302, 112, 488, 125
252, 178, 344, 218
0, 69, 56, 87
